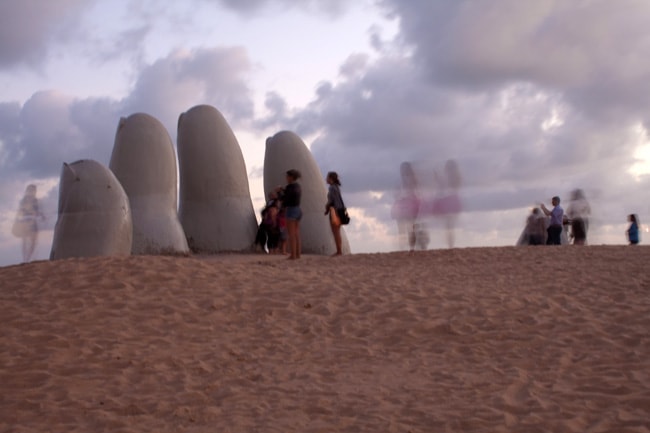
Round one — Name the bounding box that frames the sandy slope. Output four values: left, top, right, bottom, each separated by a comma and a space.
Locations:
1, 246, 649, 432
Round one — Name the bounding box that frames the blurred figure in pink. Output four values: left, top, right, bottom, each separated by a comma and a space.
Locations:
430, 159, 462, 248
391, 162, 420, 252
12, 184, 45, 262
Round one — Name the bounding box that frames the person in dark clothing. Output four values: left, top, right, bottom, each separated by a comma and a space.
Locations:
283, 169, 302, 259
525, 207, 547, 245
324, 171, 345, 256
255, 190, 281, 253
541, 196, 564, 245
12, 184, 44, 262
627, 214, 640, 245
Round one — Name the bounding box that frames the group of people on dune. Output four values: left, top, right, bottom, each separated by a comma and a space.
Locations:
255, 170, 349, 259
522, 189, 640, 246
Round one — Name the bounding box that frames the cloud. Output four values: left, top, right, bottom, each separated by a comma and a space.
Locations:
0, 0, 90, 68
247, 0, 650, 239
381, 0, 650, 116
122, 47, 255, 129
0, 44, 255, 197
204, 0, 349, 16
0, 91, 121, 180
0, 45, 255, 180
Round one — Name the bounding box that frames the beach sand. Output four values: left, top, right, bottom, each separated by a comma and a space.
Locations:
1, 246, 649, 432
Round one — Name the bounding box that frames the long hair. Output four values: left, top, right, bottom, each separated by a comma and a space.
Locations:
327, 171, 341, 186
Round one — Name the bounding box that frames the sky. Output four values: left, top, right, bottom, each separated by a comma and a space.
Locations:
1, 0, 649, 266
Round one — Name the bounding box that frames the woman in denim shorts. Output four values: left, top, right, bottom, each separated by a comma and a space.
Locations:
283, 169, 302, 259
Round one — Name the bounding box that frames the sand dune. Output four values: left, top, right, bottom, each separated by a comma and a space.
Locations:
1, 246, 649, 432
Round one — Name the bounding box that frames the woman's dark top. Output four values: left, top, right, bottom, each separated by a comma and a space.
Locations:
327, 184, 344, 210
628, 222, 639, 244
283, 182, 301, 207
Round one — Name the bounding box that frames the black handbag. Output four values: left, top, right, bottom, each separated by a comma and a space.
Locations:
332, 185, 350, 225
336, 207, 350, 225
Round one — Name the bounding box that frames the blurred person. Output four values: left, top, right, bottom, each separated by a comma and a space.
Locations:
254, 192, 270, 253
391, 162, 420, 252
430, 159, 462, 248
324, 171, 345, 256
541, 196, 564, 245
283, 169, 302, 260
627, 214, 640, 245
525, 207, 547, 245
566, 189, 591, 245
12, 184, 44, 262
256, 189, 281, 253
414, 223, 430, 250
271, 185, 288, 254
277, 204, 287, 254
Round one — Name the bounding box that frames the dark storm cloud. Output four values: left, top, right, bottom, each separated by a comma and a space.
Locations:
0, 0, 90, 68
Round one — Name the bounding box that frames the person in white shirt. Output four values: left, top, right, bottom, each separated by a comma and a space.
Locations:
540, 196, 564, 245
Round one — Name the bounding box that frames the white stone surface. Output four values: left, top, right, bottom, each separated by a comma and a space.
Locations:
264, 131, 351, 255
109, 113, 189, 255
50, 159, 132, 259
177, 105, 258, 252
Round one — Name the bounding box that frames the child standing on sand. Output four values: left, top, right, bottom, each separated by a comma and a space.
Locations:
627, 214, 640, 245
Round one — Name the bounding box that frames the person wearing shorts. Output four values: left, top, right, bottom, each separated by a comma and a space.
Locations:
283, 169, 302, 259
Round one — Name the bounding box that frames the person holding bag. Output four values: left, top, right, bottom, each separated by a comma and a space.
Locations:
324, 171, 349, 256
